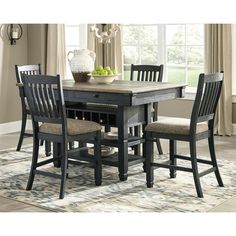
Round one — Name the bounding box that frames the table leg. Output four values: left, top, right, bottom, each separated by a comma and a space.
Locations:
117, 106, 128, 181
143, 103, 152, 171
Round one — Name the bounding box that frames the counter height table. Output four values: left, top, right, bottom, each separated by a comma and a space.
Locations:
54, 80, 186, 181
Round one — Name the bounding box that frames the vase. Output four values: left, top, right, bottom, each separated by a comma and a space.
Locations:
67, 49, 96, 82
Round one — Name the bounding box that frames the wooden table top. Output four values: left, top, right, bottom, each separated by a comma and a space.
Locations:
62, 79, 186, 94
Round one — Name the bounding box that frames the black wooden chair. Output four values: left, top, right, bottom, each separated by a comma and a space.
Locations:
144, 72, 224, 198
15, 64, 51, 156
130, 64, 164, 155
22, 74, 102, 199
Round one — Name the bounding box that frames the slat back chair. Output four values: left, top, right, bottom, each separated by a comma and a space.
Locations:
130, 64, 164, 82
191, 73, 223, 132
15, 64, 45, 152
16, 64, 41, 97
145, 72, 224, 198
130, 64, 164, 155
23, 75, 65, 127
22, 74, 102, 199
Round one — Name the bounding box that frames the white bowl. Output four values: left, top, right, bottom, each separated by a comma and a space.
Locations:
93, 75, 117, 84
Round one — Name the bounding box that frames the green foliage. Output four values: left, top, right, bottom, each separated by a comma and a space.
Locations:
122, 24, 204, 87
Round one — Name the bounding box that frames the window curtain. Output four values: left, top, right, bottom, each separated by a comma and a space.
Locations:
46, 24, 66, 79
87, 24, 123, 80
205, 24, 232, 136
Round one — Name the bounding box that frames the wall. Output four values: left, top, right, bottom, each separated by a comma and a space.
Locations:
0, 24, 28, 124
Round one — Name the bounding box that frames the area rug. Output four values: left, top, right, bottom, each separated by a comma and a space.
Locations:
0, 144, 236, 212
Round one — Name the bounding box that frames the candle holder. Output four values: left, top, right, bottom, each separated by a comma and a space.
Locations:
7, 24, 23, 45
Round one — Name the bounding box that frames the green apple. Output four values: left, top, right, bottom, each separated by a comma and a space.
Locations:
108, 70, 113, 75
97, 70, 102, 75
112, 69, 117, 75
100, 69, 108, 76
104, 66, 111, 71
96, 65, 103, 71
92, 70, 98, 76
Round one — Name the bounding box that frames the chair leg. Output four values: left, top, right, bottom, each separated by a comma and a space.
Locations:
53, 142, 61, 168
17, 110, 27, 151
129, 126, 135, 151
146, 132, 154, 188
26, 137, 39, 190
156, 138, 163, 155
134, 126, 141, 156
190, 140, 203, 198
129, 127, 133, 136
169, 140, 177, 178
105, 126, 111, 132
69, 142, 74, 150
45, 141, 51, 156
208, 135, 224, 187
59, 143, 68, 199
94, 131, 102, 186
40, 140, 44, 146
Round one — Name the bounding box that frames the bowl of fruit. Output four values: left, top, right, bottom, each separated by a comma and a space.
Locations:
91, 66, 118, 84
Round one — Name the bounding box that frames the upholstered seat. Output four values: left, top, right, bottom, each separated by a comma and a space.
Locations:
145, 117, 208, 135
40, 118, 102, 136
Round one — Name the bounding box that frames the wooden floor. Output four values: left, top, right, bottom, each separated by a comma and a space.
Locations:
0, 132, 236, 212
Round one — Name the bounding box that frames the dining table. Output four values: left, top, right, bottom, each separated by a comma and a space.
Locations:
53, 79, 186, 181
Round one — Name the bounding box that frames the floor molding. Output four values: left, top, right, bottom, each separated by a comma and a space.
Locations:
0, 120, 32, 135
233, 124, 236, 135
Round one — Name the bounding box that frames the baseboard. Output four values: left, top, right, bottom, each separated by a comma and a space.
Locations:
233, 124, 236, 135
0, 120, 32, 135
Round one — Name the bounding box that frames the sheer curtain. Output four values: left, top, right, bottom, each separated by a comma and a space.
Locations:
205, 24, 232, 136
87, 24, 123, 80
46, 24, 66, 79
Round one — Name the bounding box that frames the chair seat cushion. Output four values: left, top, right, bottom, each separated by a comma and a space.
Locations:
39, 118, 102, 136
145, 117, 208, 135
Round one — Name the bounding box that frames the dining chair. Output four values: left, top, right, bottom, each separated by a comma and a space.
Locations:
15, 64, 51, 156
144, 72, 224, 198
22, 74, 102, 199
130, 64, 164, 155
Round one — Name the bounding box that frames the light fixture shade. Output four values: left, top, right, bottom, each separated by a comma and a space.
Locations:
90, 24, 120, 43
7, 24, 23, 45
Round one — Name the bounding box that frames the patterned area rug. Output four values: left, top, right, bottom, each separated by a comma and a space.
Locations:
0, 144, 236, 212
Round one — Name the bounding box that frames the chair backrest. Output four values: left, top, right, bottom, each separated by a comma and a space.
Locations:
130, 64, 164, 82
15, 64, 41, 99
190, 72, 223, 131
22, 74, 66, 126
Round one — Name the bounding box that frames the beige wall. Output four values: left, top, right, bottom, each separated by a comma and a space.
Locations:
0, 24, 28, 124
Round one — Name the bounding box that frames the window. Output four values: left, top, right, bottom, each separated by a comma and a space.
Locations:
65, 24, 87, 79
122, 24, 204, 88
